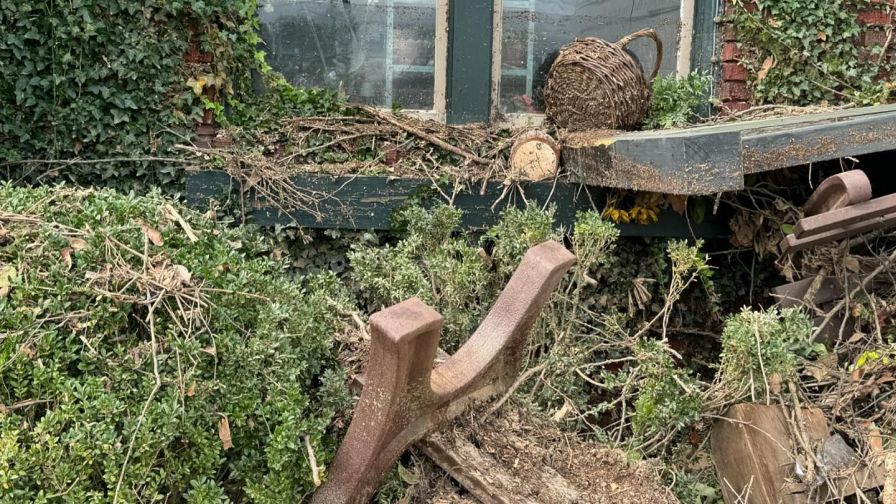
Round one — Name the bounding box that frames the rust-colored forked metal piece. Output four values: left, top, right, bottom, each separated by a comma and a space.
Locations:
311, 241, 576, 504
802, 169, 872, 216
783, 170, 896, 253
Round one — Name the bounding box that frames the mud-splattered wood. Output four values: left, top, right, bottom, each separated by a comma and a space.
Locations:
711, 404, 829, 504
712, 404, 885, 504
561, 104, 896, 195
562, 129, 743, 195
783, 210, 896, 253
418, 432, 582, 504
311, 241, 576, 504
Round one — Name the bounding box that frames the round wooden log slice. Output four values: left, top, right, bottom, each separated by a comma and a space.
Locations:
509, 130, 561, 181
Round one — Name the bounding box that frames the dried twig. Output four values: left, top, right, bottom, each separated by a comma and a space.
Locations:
361, 106, 492, 165
304, 435, 322, 487
812, 246, 896, 341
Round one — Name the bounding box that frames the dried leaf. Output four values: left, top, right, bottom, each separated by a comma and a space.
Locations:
848, 332, 867, 344
769, 372, 782, 394
666, 194, 688, 215
67, 237, 88, 251
477, 248, 493, 267
172, 265, 192, 286
805, 352, 838, 381
0, 265, 17, 298
138, 220, 164, 247
20, 344, 35, 360
867, 424, 884, 452
757, 56, 776, 82
397, 463, 420, 485
60, 248, 73, 272
844, 256, 861, 273
218, 416, 233, 450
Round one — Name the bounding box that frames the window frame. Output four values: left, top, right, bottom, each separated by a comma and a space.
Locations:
488, 0, 707, 127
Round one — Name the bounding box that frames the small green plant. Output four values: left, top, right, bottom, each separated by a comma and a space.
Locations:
349, 205, 494, 351
718, 307, 816, 400
632, 340, 704, 440
644, 72, 712, 129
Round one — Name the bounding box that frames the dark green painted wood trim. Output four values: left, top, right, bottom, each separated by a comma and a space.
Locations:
691, 0, 721, 116
185, 171, 732, 237
446, 0, 494, 124
691, 0, 720, 75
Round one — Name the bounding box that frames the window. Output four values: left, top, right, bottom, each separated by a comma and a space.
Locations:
259, 0, 444, 111
258, 0, 704, 123
496, 0, 683, 115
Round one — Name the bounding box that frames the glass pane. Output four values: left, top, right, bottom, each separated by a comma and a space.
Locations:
499, 0, 682, 114
259, 0, 436, 110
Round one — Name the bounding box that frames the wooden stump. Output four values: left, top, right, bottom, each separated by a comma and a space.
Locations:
509, 131, 561, 181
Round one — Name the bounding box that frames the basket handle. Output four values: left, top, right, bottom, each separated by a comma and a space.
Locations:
616, 28, 664, 81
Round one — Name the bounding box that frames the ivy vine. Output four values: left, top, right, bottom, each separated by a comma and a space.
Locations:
731, 0, 890, 106
0, 0, 339, 190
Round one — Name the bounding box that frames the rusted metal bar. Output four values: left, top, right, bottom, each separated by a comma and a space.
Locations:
794, 193, 896, 239
782, 170, 896, 253
783, 211, 896, 253
311, 241, 576, 504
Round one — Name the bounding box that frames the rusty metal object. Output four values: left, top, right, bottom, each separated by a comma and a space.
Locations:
312, 241, 576, 503
782, 171, 896, 253
802, 170, 872, 216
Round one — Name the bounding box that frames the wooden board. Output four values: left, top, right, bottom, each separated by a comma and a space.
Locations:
711, 404, 829, 504
711, 403, 885, 504
184, 170, 731, 237
562, 104, 896, 195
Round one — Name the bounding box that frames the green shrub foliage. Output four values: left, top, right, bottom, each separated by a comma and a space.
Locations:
0, 185, 350, 502
349, 204, 556, 352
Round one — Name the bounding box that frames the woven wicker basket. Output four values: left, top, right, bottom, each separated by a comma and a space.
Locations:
544, 28, 663, 131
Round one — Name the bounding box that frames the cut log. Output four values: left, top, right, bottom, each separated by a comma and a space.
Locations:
509, 130, 561, 181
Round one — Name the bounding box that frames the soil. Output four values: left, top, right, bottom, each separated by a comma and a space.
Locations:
412, 403, 679, 503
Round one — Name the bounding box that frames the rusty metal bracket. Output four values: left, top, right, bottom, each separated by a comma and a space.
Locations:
311, 241, 576, 504
782, 170, 896, 253
802, 169, 872, 216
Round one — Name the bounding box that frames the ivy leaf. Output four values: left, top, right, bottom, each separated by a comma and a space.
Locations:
186, 76, 207, 96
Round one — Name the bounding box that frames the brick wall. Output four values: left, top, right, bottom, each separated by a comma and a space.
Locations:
718, 0, 895, 115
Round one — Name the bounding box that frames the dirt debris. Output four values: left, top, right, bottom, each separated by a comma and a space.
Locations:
413, 404, 678, 504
